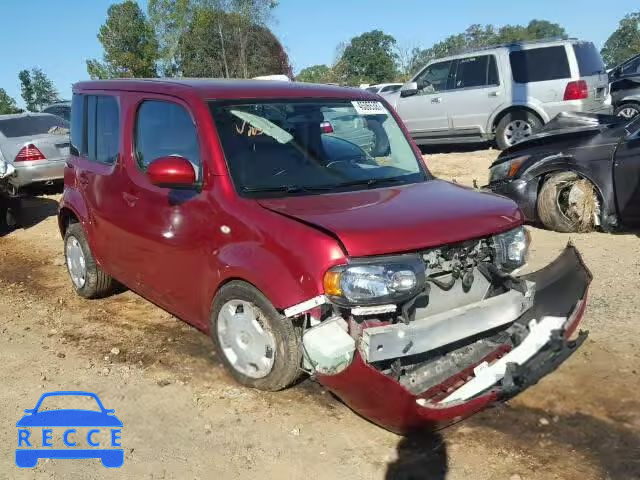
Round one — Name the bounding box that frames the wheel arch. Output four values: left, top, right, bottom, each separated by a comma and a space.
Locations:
491, 105, 546, 133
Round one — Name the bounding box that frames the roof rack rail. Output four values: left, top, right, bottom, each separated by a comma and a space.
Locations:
451, 36, 578, 56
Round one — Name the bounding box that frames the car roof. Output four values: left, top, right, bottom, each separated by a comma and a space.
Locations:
426, 37, 584, 63
73, 78, 379, 101
44, 101, 71, 108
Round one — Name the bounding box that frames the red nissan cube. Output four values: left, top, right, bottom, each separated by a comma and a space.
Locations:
59, 79, 591, 434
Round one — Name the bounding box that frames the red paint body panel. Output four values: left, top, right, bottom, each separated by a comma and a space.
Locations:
258, 180, 522, 256
59, 79, 592, 435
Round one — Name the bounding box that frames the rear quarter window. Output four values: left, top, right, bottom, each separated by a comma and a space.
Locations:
573, 42, 606, 77
509, 46, 570, 83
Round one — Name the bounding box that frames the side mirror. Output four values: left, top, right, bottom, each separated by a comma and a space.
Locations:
400, 81, 419, 98
147, 156, 197, 189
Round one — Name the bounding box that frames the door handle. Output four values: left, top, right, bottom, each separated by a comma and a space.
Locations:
488, 91, 500, 97
431, 97, 442, 104
122, 192, 139, 207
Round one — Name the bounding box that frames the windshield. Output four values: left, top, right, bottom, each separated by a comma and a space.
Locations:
210, 99, 427, 197
0, 114, 68, 138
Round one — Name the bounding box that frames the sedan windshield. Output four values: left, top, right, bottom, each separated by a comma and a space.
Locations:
209, 99, 428, 197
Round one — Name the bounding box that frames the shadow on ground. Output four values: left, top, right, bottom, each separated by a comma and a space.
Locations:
385, 429, 448, 480
470, 404, 640, 479
420, 143, 492, 154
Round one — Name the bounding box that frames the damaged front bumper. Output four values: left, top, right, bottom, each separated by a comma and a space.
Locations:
312, 244, 591, 434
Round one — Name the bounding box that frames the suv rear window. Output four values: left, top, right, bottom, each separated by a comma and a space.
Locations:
573, 42, 606, 76
509, 46, 570, 83
0, 115, 68, 138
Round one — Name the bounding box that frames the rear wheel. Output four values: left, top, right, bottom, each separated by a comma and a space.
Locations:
537, 172, 599, 233
210, 281, 302, 391
64, 223, 116, 298
495, 110, 542, 150
614, 103, 640, 120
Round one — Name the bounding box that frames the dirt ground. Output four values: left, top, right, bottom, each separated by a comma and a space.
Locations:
0, 148, 639, 480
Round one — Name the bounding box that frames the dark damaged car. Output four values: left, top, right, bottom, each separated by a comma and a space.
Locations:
487, 112, 640, 233
59, 79, 591, 434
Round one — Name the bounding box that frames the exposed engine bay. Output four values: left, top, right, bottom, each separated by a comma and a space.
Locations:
290, 238, 592, 432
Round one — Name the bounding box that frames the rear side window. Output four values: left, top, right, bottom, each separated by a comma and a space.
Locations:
70, 95, 85, 155
509, 46, 570, 83
573, 43, 605, 76
0, 115, 67, 138
85, 95, 120, 164
135, 101, 200, 174
453, 55, 499, 89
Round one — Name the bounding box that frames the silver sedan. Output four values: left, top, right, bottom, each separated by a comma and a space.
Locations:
0, 113, 70, 192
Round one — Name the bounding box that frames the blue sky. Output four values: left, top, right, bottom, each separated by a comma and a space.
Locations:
0, 0, 638, 106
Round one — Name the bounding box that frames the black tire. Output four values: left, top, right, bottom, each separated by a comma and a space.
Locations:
614, 103, 640, 120
64, 223, 116, 298
495, 110, 543, 150
0, 197, 21, 234
210, 281, 302, 391
537, 172, 598, 233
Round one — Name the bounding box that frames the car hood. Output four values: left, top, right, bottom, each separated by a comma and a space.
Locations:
499, 112, 626, 159
16, 410, 123, 427
257, 180, 522, 257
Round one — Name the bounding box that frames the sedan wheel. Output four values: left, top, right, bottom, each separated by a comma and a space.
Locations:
616, 105, 640, 120
216, 300, 276, 379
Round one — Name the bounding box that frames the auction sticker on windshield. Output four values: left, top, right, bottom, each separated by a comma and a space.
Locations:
15, 391, 123, 468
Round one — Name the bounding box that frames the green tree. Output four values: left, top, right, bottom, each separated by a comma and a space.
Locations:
408, 19, 567, 73
296, 64, 331, 83
18, 68, 59, 112
0, 89, 21, 114
87, 0, 159, 79
148, 0, 192, 75
177, 6, 291, 78
601, 12, 640, 68
18, 70, 35, 112
339, 30, 398, 85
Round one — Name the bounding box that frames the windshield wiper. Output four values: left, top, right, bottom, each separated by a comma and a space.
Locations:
242, 184, 335, 193
333, 175, 415, 189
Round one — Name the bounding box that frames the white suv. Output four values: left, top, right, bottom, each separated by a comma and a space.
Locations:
390, 38, 612, 149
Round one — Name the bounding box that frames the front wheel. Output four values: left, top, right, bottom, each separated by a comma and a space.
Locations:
210, 281, 302, 391
537, 172, 599, 233
495, 111, 542, 150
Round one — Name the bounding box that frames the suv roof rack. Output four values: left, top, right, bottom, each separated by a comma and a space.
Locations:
453, 36, 578, 56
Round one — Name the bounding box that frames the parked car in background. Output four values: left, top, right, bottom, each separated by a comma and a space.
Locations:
42, 101, 71, 122
0, 113, 70, 195
608, 54, 640, 119
486, 111, 640, 233
59, 78, 591, 435
389, 38, 611, 149
364, 83, 403, 95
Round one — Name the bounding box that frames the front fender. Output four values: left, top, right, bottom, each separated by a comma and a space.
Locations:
213, 241, 319, 312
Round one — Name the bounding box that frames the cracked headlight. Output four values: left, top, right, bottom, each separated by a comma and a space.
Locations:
323, 255, 426, 306
493, 226, 530, 272
488, 155, 529, 183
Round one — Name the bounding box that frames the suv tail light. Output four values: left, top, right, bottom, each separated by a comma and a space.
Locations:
320, 121, 334, 134
15, 144, 46, 162
563, 80, 589, 101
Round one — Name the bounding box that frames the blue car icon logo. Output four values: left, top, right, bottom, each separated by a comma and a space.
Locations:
16, 391, 123, 468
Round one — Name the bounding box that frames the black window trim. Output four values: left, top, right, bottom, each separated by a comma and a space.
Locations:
414, 59, 456, 93
450, 54, 501, 92
133, 98, 204, 185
